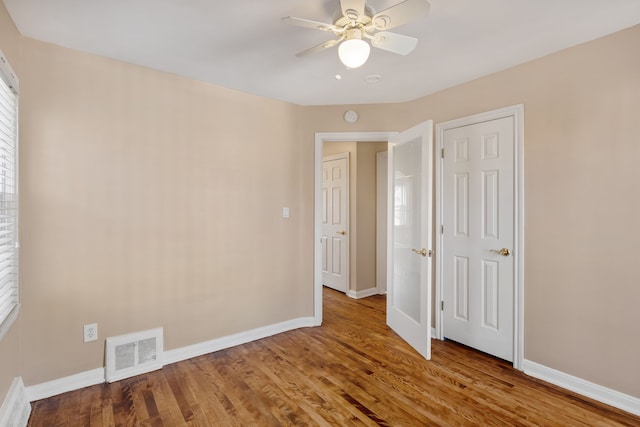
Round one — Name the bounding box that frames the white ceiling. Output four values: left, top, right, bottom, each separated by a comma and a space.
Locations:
3, 0, 640, 106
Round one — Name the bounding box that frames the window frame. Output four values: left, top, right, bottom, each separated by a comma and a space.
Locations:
0, 50, 19, 342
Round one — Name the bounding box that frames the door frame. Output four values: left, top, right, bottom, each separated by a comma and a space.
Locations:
321, 152, 350, 293
434, 104, 525, 369
314, 132, 398, 326
375, 151, 388, 295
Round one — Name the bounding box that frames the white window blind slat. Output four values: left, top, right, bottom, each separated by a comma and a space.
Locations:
0, 103, 15, 122
0, 250, 14, 264
0, 101, 16, 123
0, 50, 18, 341
0, 122, 16, 144
0, 256, 15, 272
0, 268, 15, 289
0, 298, 16, 322
0, 137, 14, 152
0, 282, 16, 304
0, 263, 16, 281
0, 141, 16, 156
0, 112, 16, 133
0, 228, 15, 239
0, 76, 14, 97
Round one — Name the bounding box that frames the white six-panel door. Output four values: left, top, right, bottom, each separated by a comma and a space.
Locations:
442, 116, 515, 361
321, 154, 349, 293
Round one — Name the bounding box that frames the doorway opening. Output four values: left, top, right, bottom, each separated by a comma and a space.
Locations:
314, 132, 397, 326
321, 141, 389, 297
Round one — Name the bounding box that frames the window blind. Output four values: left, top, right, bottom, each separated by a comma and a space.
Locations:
0, 51, 19, 341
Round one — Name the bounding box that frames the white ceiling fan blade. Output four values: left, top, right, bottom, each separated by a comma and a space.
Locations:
372, 0, 430, 31
371, 32, 418, 55
296, 39, 341, 57
282, 16, 338, 32
340, 0, 367, 21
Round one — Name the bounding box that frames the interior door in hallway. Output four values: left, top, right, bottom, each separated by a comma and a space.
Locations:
321, 154, 349, 293
442, 116, 515, 361
387, 121, 433, 360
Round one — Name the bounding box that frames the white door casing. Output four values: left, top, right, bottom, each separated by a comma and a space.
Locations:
435, 105, 525, 369
376, 151, 388, 295
387, 121, 433, 360
321, 154, 349, 293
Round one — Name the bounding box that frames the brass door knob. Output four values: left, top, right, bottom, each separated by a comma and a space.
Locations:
412, 248, 428, 257
336, 230, 346, 235
491, 248, 511, 257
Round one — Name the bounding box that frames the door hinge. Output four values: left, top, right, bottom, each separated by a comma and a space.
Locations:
441, 225, 445, 234
441, 148, 445, 158
441, 301, 444, 311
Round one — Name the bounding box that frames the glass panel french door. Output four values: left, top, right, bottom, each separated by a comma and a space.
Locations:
387, 120, 433, 359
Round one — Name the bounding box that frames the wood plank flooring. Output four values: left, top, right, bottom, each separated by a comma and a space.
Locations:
28, 287, 640, 426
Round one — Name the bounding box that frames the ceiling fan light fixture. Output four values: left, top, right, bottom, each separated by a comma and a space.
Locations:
338, 38, 371, 69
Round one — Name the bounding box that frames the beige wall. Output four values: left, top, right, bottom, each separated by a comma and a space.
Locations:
0, 0, 22, 403
306, 26, 640, 397
1, 0, 639, 407
0, 1, 314, 386
355, 142, 387, 292
323, 141, 386, 293
20, 39, 314, 384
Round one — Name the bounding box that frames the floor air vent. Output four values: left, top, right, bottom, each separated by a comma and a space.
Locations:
105, 327, 163, 382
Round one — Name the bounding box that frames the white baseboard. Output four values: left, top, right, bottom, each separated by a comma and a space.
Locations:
0, 377, 31, 427
24, 321, 639, 420
346, 287, 381, 299
164, 317, 315, 365
24, 317, 316, 402
26, 368, 105, 402
522, 359, 640, 417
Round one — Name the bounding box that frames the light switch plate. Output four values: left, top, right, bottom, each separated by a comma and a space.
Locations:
282, 207, 290, 218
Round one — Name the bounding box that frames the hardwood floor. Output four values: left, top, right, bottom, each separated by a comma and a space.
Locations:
28, 287, 639, 426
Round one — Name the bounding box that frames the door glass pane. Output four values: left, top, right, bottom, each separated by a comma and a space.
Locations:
392, 137, 422, 322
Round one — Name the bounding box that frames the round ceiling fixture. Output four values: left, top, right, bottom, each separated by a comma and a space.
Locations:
338, 30, 371, 69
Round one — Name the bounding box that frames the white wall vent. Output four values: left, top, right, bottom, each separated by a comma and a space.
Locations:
105, 327, 163, 383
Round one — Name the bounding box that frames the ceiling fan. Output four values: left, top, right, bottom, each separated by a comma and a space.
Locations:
282, 0, 430, 69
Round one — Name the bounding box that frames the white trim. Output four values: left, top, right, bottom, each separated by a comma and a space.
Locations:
376, 151, 388, 295
346, 287, 381, 299
164, 317, 316, 365
522, 359, 640, 417
435, 104, 525, 370
315, 132, 398, 326
0, 377, 30, 427
26, 368, 105, 402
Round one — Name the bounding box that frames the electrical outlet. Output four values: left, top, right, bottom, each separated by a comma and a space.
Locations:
84, 323, 98, 343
